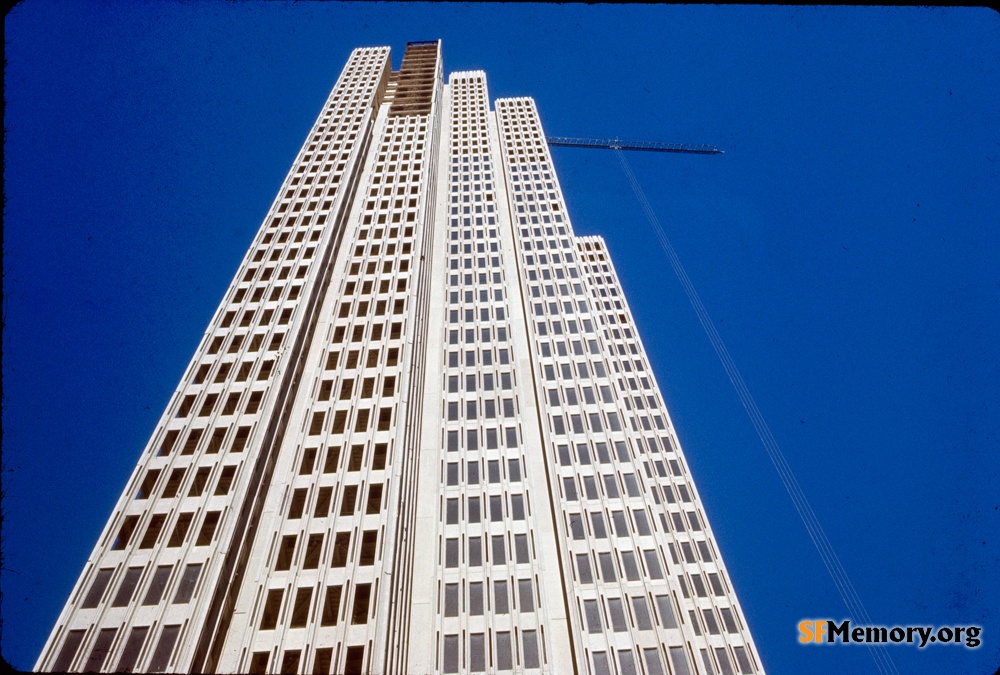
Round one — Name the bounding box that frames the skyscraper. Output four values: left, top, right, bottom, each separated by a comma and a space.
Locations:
37, 40, 763, 675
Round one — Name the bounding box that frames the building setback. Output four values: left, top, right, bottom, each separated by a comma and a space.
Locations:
37, 41, 763, 675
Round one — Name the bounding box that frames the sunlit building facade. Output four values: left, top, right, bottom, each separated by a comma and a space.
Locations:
37, 40, 763, 675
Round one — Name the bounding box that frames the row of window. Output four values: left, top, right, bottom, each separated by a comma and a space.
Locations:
81, 561, 202, 611
440, 575, 538, 618
439, 628, 541, 673
273, 527, 379, 572
111, 507, 221, 551
52, 622, 183, 674
136, 461, 237, 502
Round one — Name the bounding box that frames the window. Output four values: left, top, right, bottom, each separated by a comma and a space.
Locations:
344, 646, 365, 675
518, 578, 534, 612
206, 427, 227, 454
168, 513, 193, 547
585, 599, 602, 633
321, 585, 342, 626
656, 594, 678, 628
302, 533, 323, 569
331, 532, 350, 567
511, 494, 525, 520
359, 530, 377, 565
111, 567, 143, 607
470, 633, 486, 672
173, 563, 202, 604
522, 630, 540, 668
196, 511, 221, 546
608, 598, 627, 631
139, 514, 167, 549
493, 580, 509, 614
351, 583, 371, 624
114, 627, 149, 673
443, 635, 459, 674
290, 588, 313, 627
274, 534, 297, 571
366, 483, 383, 513
81, 568, 114, 608
288, 488, 308, 518
281, 651, 302, 674
260, 588, 284, 629
300, 447, 317, 474
599, 552, 617, 581
148, 625, 181, 673
372, 443, 388, 470
469, 581, 483, 615
324, 446, 341, 473
142, 566, 173, 605
188, 467, 210, 497
444, 583, 459, 616
52, 630, 86, 672
215, 465, 236, 495
137, 469, 160, 499
496, 632, 512, 671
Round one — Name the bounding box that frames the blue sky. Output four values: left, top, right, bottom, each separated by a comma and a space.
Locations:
4, 2, 998, 673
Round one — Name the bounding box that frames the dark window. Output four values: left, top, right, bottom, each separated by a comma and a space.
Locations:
206, 427, 227, 454
158, 430, 179, 456
143, 566, 172, 605
314, 649, 333, 675
53, 630, 85, 672
359, 530, 377, 565
348, 445, 365, 471
231, 426, 251, 452
260, 589, 283, 629
167, 512, 193, 547
196, 511, 221, 546
299, 447, 317, 474
288, 489, 307, 518
290, 588, 313, 628
111, 567, 143, 607
366, 484, 383, 513
372, 443, 388, 470
137, 469, 160, 499
340, 485, 357, 515
314, 486, 332, 516
351, 583, 371, 624
321, 586, 342, 626
323, 446, 341, 473
331, 532, 350, 567
148, 625, 181, 672
173, 563, 202, 604
303, 534, 323, 569
344, 646, 365, 675
275, 535, 297, 571
181, 428, 203, 455
280, 651, 301, 675
249, 652, 269, 674
215, 465, 236, 495
139, 514, 167, 549
114, 626, 149, 673
188, 467, 210, 497
81, 568, 114, 608
163, 469, 185, 502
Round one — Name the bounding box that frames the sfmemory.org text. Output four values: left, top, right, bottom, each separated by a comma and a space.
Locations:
799, 620, 981, 648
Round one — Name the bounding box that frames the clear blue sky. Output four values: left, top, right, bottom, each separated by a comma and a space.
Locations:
4, 2, 998, 673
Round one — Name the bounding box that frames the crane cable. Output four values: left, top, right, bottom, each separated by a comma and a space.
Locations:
613, 148, 899, 675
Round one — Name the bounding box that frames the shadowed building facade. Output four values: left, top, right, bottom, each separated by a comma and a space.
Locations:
37, 41, 763, 675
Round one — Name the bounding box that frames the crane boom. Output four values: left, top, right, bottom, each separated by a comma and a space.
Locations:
546, 136, 723, 155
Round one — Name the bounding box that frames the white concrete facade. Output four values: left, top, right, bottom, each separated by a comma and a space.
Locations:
37, 41, 763, 675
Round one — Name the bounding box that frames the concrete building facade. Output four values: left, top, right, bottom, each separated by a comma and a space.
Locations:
37, 41, 763, 675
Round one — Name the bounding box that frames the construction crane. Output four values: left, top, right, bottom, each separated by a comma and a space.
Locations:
546, 136, 723, 155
